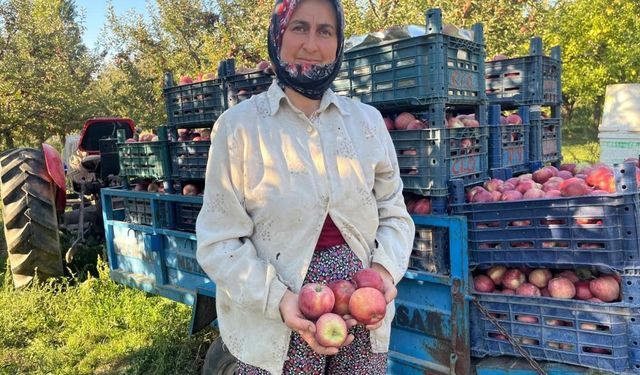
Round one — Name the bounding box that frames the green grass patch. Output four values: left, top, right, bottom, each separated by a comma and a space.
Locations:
0, 258, 217, 375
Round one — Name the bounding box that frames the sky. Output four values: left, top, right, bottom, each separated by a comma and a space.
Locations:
75, 0, 152, 49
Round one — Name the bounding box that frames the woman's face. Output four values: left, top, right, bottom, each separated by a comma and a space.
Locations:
280, 0, 338, 65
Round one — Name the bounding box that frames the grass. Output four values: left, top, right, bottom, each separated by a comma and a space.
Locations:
0, 217, 217, 375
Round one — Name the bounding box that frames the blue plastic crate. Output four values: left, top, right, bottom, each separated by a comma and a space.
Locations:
163, 72, 226, 129
530, 105, 562, 165
408, 225, 450, 274
390, 105, 489, 196
470, 292, 640, 374
487, 105, 530, 174
338, 9, 485, 109
451, 163, 640, 270
485, 37, 562, 106
162, 234, 209, 290
170, 140, 211, 180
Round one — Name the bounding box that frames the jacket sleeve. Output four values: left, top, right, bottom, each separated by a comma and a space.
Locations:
196, 117, 288, 321
369, 110, 415, 284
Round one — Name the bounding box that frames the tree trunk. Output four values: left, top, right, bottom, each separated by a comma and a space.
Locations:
592, 95, 605, 135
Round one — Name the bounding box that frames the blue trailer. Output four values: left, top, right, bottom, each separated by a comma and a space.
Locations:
100, 187, 613, 375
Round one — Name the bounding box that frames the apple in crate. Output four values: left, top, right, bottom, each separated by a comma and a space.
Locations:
314, 313, 348, 347
299, 283, 335, 320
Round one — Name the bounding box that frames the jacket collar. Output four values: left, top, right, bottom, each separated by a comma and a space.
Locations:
266, 80, 350, 117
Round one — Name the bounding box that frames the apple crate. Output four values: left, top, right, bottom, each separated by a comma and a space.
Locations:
408, 225, 449, 274
172, 200, 202, 232
117, 127, 171, 180
529, 105, 562, 165
390, 109, 489, 197
161, 234, 209, 291
224, 69, 274, 108
123, 195, 168, 227
470, 292, 640, 374
339, 8, 485, 110
485, 37, 562, 106
170, 140, 211, 180
164, 72, 226, 129
450, 163, 640, 270
487, 105, 530, 174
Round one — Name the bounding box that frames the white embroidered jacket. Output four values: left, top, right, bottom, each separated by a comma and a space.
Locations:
196, 81, 414, 374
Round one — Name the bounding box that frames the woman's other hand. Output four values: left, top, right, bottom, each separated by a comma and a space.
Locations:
365, 263, 397, 330
279, 289, 354, 355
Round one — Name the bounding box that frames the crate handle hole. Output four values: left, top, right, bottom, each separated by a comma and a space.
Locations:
629, 296, 634, 301
633, 341, 638, 346
632, 318, 636, 322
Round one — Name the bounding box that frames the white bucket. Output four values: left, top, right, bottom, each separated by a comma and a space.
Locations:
599, 132, 640, 165
599, 84, 640, 132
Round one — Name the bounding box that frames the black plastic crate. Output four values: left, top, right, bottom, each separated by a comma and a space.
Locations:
225, 69, 273, 107
487, 105, 530, 174
485, 37, 562, 106
170, 140, 211, 180
471, 293, 640, 374
408, 225, 449, 274
173, 201, 202, 232
337, 8, 485, 109
389, 104, 489, 196
530, 105, 562, 165
163, 72, 225, 129
451, 163, 640, 270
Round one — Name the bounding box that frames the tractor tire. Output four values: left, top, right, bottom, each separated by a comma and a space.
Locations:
202, 337, 238, 375
0, 148, 63, 289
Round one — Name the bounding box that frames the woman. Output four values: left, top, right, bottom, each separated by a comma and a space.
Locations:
196, 0, 414, 373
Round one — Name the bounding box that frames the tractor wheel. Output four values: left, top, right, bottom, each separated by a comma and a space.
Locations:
0, 148, 63, 289
202, 337, 237, 375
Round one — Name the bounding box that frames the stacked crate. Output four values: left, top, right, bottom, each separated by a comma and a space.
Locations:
485, 37, 563, 169
452, 162, 640, 373
332, 8, 489, 275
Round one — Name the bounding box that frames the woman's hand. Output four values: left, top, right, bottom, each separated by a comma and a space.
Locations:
364, 263, 397, 331
279, 289, 355, 355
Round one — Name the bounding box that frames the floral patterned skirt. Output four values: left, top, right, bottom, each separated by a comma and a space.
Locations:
236, 243, 387, 374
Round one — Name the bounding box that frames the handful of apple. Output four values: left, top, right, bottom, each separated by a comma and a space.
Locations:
298, 268, 388, 347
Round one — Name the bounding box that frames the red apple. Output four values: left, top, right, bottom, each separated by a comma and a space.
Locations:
506, 114, 522, 125
328, 280, 356, 316
178, 75, 193, 85
555, 270, 579, 283
256, 60, 271, 71
299, 283, 335, 320
474, 275, 495, 293
528, 269, 552, 288
384, 117, 395, 130
348, 287, 386, 325
394, 113, 416, 130
501, 190, 523, 201
413, 198, 432, 215
574, 281, 593, 300
501, 288, 515, 295
516, 283, 541, 296
589, 276, 620, 302
487, 266, 507, 285
353, 269, 384, 292
314, 313, 348, 347
182, 184, 199, 196
548, 277, 576, 299
502, 269, 525, 290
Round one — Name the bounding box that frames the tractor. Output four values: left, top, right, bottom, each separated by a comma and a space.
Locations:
0, 117, 135, 288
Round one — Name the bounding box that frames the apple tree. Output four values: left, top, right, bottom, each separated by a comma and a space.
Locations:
544, 0, 640, 133
0, 0, 95, 150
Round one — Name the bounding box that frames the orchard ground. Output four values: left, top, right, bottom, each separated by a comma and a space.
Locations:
0, 125, 598, 374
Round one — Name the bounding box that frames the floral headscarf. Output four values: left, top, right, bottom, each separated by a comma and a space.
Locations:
267, 0, 345, 100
